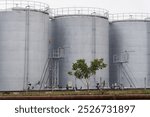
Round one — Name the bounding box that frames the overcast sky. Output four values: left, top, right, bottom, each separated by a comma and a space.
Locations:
35, 0, 150, 13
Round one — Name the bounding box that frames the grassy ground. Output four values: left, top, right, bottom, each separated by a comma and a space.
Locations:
0, 89, 150, 96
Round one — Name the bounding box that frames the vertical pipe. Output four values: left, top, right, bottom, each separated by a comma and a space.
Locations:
24, 7, 30, 91
92, 12, 96, 87
51, 59, 53, 90
55, 60, 57, 88
92, 12, 96, 59
57, 59, 60, 88
144, 77, 147, 89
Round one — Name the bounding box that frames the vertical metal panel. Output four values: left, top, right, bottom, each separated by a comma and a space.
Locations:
110, 21, 149, 88
0, 10, 49, 91
52, 15, 109, 89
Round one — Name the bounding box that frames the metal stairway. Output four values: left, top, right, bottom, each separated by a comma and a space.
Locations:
38, 48, 64, 90
121, 63, 136, 88
113, 51, 137, 88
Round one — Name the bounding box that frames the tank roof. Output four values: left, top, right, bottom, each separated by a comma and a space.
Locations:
0, 0, 49, 13
51, 7, 109, 18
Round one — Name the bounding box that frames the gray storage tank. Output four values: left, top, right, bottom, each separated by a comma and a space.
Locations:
110, 13, 150, 88
0, 0, 49, 91
51, 8, 109, 89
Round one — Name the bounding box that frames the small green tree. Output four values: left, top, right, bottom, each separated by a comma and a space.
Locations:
68, 58, 107, 89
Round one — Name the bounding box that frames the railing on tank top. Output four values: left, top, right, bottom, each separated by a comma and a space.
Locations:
51, 7, 109, 18
0, 0, 49, 12
109, 13, 150, 21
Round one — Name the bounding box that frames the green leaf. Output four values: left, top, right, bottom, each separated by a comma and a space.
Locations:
68, 58, 107, 89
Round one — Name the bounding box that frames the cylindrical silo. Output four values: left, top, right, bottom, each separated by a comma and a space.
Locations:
0, 0, 49, 91
51, 8, 109, 89
110, 13, 150, 88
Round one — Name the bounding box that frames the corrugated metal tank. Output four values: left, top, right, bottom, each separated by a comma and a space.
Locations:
110, 14, 150, 88
52, 8, 109, 89
0, 5, 49, 91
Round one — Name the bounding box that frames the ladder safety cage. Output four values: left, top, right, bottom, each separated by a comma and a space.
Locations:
113, 52, 129, 63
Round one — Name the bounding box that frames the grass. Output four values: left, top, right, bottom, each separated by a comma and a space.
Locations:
0, 89, 150, 96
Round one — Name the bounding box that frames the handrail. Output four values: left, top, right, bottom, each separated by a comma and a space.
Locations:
109, 13, 150, 21
51, 7, 109, 18
0, 0, 49, 12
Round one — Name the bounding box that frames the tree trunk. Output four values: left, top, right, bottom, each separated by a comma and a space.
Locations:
86, 79, 89, 90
